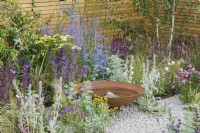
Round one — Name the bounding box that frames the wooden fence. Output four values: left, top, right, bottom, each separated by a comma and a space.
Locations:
16, 0, 200, 41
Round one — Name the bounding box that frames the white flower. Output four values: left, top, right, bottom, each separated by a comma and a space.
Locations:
192, 67, 195, 71
171, 61, 175, 65
168, 62, 172, 65
179, 68, 183, 71
16, 95, 19, 98
165, 67, 169, 71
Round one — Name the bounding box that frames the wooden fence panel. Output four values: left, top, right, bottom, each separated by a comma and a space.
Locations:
15, 0, 200, 40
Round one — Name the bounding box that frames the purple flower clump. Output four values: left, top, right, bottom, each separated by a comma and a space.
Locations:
20, 59, 32, 91
0, 60, 16, 103
110, 35, 130, 59
176, 64, 200, 86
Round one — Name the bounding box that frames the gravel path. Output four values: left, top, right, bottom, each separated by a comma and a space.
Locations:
106, 95, 190, 133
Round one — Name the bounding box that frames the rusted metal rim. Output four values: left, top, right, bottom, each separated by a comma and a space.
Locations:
74, 81, 144, 107
74, 81, 144, 98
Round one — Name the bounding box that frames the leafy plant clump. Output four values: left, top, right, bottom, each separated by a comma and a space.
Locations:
137, 55, 166, 113
0, 0, 39, 64
166, 105, 200, 133
59, 82, 115, 133
177, 64, 200, 104
11, 77, 114, 133
108, 55, 129, 82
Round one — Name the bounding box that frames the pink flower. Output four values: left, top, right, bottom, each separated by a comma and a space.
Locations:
188, 64, 192, 68
22, 120, 26, 125
182, 79, 187, 85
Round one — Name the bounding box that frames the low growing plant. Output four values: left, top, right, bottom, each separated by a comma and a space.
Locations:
0, 102, 19, 133
12, 77, 68, 133
59, 82, 115, 133
157, 59, 184, 95
178, 64, 200, 104
166, 105, 200, 133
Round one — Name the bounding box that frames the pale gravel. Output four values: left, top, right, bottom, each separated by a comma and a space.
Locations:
106, 95, 190, 133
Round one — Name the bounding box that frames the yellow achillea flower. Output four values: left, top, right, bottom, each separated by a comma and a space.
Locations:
109, 107, 118, 113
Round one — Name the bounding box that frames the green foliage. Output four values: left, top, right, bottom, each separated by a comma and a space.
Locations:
0, 44, 18, 65
34, 34, 79, 76
108, 55, 129, 82
100, 0, 199, 57
179, 73, 200, 104
60, 82, 113, 133
190, 41, 200, 70
0, 0, 39, 64
157, 59, 184, 95
167, 105, 200, 133
0, 105, 19, 133
174, 63, 200, 104
132, 52, 146, 84
13, 79, 46, 133
179, 83, 200, 104
136, 55, 166, 113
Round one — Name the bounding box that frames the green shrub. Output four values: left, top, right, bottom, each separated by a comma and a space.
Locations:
0, 0, 39, 64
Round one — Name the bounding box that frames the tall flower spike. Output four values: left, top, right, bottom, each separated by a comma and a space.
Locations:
153, 54, 156, 70
129, 55, 134, 83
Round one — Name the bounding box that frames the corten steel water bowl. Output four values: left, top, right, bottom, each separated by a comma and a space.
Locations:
74, 81, 144, 107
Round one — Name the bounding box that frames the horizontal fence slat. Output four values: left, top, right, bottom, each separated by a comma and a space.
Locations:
13, 0, 200, 39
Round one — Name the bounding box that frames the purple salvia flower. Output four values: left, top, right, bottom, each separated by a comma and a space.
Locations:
59, 47, 65, 57
72, 52, 76, 61
51, 60, 57, 73
65, 107, 71, 112
62, 56, 67, 62
72, 94, 77, 99
48, 118, 53, 121
21, 59, 31, 91
61, 71, 67, 78
70, 64, 75, 72
68, 75, 72, 82
78, 72, 83, 79
75, 66, 79, 71
0, 60, 16, 103
83, 65, 88, 73
58, 114, 64, 118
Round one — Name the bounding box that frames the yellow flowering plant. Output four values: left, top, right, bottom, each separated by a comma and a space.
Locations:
93, 95, 118, 115
34, 34, 81, 76
58, 83, 118, 132
35, 34, 80, 51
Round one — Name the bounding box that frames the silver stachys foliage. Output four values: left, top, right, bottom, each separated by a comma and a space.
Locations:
137, 54, 167, 113
13, 78, 67, 133
124, 55, 134, 83
47, 77, 63, 133
13, 79, 45, 133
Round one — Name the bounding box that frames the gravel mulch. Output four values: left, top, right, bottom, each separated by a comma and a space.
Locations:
106, 95, 190, 133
